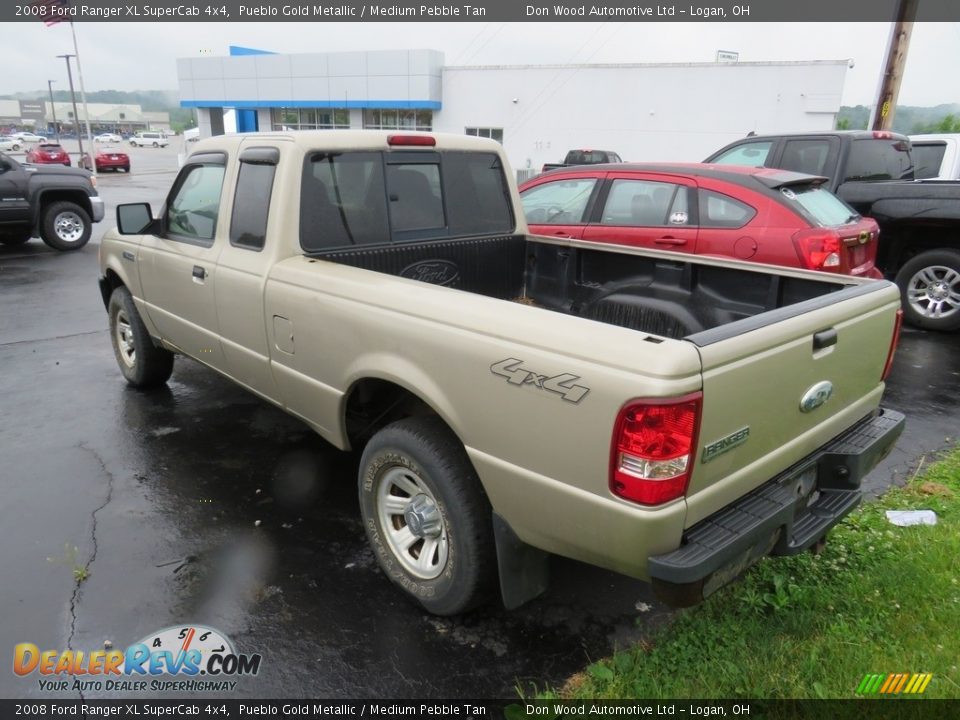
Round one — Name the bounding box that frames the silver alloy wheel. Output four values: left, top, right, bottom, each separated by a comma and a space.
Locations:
906, 264, 960, 320
376, 466, 449, 580
115, 309, 136, 368
53, 210, 85, 244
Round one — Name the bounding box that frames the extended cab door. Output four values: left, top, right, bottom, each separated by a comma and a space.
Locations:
581, 173, 698, 252
137, 152, 227, 368
0, 154, 31, 224
214, 144, 283, 401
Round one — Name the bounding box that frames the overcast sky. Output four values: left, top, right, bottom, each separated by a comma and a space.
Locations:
2, 22, 959, 107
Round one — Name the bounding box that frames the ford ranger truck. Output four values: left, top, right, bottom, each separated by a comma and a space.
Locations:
98, 131, 905, 615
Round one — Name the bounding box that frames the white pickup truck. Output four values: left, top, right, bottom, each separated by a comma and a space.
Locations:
98, 131, 904, 615
911, 133, 960, 180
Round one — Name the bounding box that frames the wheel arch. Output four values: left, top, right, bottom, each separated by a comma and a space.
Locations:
32, 189, 94, 226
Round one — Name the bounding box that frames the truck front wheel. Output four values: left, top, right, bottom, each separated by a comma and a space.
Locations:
358, 415, 495, 615
40, 200, 92, 251
895, 249, 960, 331
108, 286, 174, 388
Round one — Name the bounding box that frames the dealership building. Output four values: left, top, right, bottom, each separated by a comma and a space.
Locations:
176, 47, 849, 176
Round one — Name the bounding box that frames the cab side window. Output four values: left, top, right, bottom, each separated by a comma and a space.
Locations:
710, 141, 773, 167
230, 149, 278, 251
165, 162, 226, 245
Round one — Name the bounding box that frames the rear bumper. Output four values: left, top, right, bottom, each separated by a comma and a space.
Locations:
649, 407, 905, 606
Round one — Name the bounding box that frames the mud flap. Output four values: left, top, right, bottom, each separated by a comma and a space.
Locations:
493, 512, 550, 610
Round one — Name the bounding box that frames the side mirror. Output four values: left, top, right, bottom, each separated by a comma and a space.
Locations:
116, 203, 154, 235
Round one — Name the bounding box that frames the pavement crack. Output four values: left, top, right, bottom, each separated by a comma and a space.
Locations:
0, 329, 105, 348
67, 443, 117, 701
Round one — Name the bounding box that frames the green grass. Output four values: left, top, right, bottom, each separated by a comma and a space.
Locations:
556, 447, 960, 700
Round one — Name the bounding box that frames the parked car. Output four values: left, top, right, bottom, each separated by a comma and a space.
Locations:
95, 132, 122, 144
542, 148, 623, 173
129, 131, 169, 148
25, 143, 71, 166
98, 131, 904, 614
909, 134, 960, 180
80, 148, 130, 173
0, 136, 22, 152
520, 163, 882, 279
12, 131, 47, 145
705, 130, 960, 330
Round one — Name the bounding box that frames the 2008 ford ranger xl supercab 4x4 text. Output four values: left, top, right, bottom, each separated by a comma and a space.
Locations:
98, 131, 905, 615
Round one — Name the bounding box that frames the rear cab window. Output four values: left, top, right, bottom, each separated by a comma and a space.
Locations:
911, 142, 947, 179
843, 138, 914, 181
300, 150, 513, 252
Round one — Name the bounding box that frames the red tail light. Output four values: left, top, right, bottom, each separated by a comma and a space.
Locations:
610, 393, 703, 506
793, 229, 843, 272
881, 309, 903, 382
387, 134, 436, 147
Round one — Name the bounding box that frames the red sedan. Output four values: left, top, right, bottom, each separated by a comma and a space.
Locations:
81, 148, 130, 173
519, 163, 882, 278
25, 143, 71, 166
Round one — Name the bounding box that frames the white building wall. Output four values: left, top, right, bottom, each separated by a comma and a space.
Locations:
433, 61, 848, 173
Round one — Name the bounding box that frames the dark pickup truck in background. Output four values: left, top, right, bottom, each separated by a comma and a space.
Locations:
542, 148, 623, 174
705, 131, 960, 331
0, 151, 104, 251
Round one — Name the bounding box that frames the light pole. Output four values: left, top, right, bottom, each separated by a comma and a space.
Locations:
56, 54, 83, 163
47, 80, 60, 143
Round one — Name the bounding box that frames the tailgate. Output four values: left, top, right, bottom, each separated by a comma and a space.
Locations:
683, 280, 900, 527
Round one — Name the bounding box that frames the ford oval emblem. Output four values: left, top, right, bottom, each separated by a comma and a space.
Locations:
800, 381, 834, 413
400, 259, 460, 287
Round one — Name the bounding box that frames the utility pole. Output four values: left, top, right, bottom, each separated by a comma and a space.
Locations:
68, 21, 95, 162
869, 0, 920, 131
56, 54, 84, 163
48, 80, 59, 143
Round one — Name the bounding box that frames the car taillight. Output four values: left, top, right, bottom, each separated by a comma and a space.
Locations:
610, 393, 702, 506
793, 229, 842, 271
881, 309, 903, 382
387, 134, 436, 147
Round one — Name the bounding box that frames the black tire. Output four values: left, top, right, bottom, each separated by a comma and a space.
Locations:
39, 200, 92, 251
358, 415, 496, 615
894, 249, 960, 331
152, 141, 159, 148
0, 229, 31, 246
108, 286, 174, 388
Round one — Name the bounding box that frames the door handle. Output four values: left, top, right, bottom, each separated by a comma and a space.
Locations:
192, 265, 207, 280
552, 231, 571, 238
813, 328, 837, 350
654, 237, 687, 246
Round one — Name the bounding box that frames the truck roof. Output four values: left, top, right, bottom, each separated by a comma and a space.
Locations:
728, 130, 911, 142
188, 129, 504, 155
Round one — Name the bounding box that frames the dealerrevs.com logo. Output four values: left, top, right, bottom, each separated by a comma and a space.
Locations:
14, 625, 262, 693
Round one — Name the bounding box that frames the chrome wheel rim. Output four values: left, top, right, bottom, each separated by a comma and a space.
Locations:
907, 264, 960, 320
376, 466, 448, 580
54, 211, 85, 244
115, 309, 136, 368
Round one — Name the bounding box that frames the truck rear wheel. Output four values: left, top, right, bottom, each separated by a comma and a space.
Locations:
358, 415, 495, 615
108, 286, 174, 388
40, 200, 91, 251
895, 249, 960, 331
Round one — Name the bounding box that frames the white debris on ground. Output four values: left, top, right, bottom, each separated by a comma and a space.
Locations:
885, 510, 937, 527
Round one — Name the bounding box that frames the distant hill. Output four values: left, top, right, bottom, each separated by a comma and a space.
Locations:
0, 89, 194, 130
838, 104, 960, 133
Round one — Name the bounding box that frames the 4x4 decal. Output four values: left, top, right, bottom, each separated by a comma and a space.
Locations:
490, 358, 590, 403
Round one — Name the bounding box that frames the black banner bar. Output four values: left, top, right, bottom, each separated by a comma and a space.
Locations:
5, 0, 960, 23
0, 699, 958, 719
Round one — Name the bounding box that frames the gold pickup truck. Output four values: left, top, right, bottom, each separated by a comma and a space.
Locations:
98, 131, 904, 615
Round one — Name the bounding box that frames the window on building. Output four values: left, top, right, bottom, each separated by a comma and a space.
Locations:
465, 127, 504, 143
271, 108, 349, 131
363, 109, 432, 131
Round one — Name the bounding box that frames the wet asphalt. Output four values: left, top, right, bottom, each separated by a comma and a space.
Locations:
1, 146, 958, 700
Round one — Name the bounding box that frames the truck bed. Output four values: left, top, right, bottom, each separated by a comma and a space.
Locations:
313, 233, 868, 341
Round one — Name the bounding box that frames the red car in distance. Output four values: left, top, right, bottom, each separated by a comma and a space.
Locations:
519, 163, 882, 279
81, 147, 130, 173
25, 143, 71, 166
